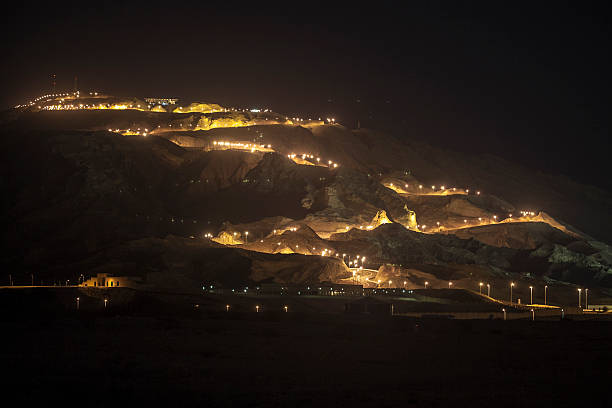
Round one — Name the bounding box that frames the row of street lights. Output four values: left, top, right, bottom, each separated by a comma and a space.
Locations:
225, 305, 289, 313
578, 288, 589, 309
376, 278, 592, 311
501, 307, 566, 321
478, 282, 491, 297
508, 283, 590, 308
76, 297, 108, 310
509, 282, 549, 305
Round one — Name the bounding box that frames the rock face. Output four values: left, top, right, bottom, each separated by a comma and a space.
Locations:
371, 210, 392, 226
173, 102, 225, 114
189, 150, 264, 191
212, 231, 243, 245
195, 112, 251, 130
452, 222, 576, 250
250, 253, 350, 283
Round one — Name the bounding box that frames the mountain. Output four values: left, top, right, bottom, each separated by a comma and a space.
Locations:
2, 93, 611, 302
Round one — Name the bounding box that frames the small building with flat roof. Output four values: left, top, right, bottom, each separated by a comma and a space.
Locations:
81, 273, 143, 289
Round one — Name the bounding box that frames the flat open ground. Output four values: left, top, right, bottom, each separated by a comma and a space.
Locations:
3, 305, 611, 407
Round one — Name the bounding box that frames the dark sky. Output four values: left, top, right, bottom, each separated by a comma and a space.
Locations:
2, 2, 610, 190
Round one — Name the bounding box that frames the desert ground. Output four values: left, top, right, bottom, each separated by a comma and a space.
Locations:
2, 289, 611, 407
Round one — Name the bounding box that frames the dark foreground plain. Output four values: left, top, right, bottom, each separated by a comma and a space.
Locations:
3, 306, 611, 408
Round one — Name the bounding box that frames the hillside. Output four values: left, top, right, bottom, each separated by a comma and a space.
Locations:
1, 94, 611, 302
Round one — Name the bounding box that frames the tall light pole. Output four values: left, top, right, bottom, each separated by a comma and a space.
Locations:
76, 297, 80, 310
487, 283, 490, 297
479, 282, 483, 295
510, 282, 515, 304
502, 308, 506, 321
578, 288, 582, 308
585, 288, 589, 310
529, 286, 533, 305
544, 285, 548, 305
245, 231, 248, 243
530, 309, 534, 321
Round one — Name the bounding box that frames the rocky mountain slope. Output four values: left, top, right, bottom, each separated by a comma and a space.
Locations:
2, 97, 611, 300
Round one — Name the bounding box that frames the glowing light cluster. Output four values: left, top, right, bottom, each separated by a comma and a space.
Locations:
287, 153, 339, 168
386, 182, 476, 197
15, 91, 76, 108
212, 141, 273, 152
40, 102, 145, 111
108, 128, 149, 136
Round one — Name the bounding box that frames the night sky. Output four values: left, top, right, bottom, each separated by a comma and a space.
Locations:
2, 2, 610, 190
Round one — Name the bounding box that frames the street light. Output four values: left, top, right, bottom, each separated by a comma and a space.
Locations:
388, 280, 392, 288
448, 281, 453, 289
226, 305, 230, 312
487, 283, 490, 297
76, 297, 80, 310
544, 285, 548, 305
578, 288, 582, 308
585, 288, 589, 309
479, 282, 483, 295
245, 231, 248, 243
104, 299, 108, 308
530, 309, 535, 321
256, 305, 260, 313
502, 308, 506, 321
510, 282, 515, 303
284, 305, 288, 313
424, 281, 429, 289
529, 286, 533, 304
